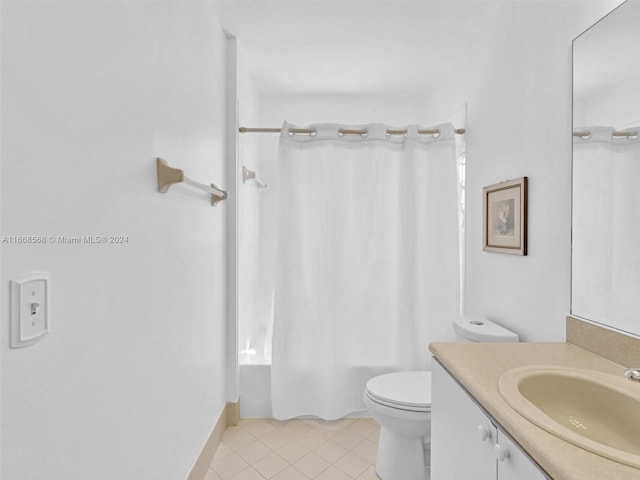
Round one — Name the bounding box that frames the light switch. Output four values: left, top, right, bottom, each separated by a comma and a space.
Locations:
11, 272, 50, 348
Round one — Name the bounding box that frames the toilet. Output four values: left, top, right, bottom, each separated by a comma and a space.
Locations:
363, 316, 519, 480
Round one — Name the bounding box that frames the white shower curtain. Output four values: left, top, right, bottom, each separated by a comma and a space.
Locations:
272, 122, 461, 420
572, 126, 640, 334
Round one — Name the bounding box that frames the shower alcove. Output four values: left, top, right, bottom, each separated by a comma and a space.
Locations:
213, 1, 472, 418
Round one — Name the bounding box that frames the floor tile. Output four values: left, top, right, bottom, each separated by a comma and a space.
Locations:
204, 469, 222, 480
312, 421, 344, 435
356, 465, 380, 480
241, 419, 279, 439
224, 427, 258, 451
271, 466, 309, 480
280, 421, 312, 436
299, 418, 322, 427
214, 419, 379, 480
332, 428, 364, 450
238, 418, 260, 427
268, 419, 293, 428
313, 439, 349, 464
212, 443, 235, 463
367, 430, 380, 445
229, 467, 267, 480
236, 440, 272, 464
337, 418, 357, 427
275, 441, 311, 464
294, 452, 330, 478
296, 430, 330, 450
314, 466, 352, 480
334, 451, 370, 478
211, 452, 249, 479
346, 419, 379, 438
260, 430, 292, 450
252, 453, 289, 479
351, 439, 378, 463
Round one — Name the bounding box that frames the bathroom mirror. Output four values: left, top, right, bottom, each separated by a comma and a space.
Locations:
572, 0, 640, 336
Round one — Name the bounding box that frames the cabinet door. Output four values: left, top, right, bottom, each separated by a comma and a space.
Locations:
431, 360, 497, 480
496, 430, 549, 480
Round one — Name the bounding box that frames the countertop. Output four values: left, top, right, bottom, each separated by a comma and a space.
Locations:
429, 342, 640, 480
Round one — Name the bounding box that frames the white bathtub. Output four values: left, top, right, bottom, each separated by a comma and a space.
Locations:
239, 364, 273, 418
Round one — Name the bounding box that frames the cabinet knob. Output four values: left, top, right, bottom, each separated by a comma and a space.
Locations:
494, 444, 510, 462
477, 424, 492, 442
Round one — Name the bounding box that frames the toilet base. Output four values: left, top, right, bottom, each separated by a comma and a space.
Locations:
375, 428, 428, 480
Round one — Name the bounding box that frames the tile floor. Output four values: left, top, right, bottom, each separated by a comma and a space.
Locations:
206, 418, 381, 480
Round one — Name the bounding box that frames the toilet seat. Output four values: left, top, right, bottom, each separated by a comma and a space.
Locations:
365, 371, 431, 412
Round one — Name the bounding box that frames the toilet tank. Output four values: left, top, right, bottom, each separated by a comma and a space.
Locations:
453, 316, 519, 343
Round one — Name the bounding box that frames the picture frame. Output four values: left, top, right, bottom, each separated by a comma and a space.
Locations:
483, 177, 527, 255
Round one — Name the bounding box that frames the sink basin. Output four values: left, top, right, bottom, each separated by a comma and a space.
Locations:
498, 365, 640, 468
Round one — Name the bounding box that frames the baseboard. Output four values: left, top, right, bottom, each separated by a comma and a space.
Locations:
226, 400, 240, 426
187, 400, 240, 480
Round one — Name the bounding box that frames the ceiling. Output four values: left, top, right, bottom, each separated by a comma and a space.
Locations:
212, 0, 503, 95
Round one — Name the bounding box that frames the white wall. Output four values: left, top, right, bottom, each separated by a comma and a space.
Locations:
424, 1, 621, 341
236, 43, 267, 363
1, 3, 228, 479
261, 93, 432, 126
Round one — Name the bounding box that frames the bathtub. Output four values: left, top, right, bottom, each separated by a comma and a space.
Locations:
240, 364, 273, 418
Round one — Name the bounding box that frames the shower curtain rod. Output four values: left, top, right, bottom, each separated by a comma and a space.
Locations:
239, 126, 466, 135
573, 129, 638, 139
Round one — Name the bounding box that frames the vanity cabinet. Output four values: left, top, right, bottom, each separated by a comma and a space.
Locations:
431, 359, 548, 480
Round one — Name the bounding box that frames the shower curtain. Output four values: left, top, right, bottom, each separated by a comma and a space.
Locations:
271, 122, 461, 420
572, 126, 640, 334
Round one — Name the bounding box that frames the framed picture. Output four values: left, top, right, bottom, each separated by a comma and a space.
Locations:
483, 177, 527, 255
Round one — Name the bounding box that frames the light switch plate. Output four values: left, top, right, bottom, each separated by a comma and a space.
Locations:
10, 272, 50, 348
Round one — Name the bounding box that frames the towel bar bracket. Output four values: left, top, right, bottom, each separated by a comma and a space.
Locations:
210, 184, 228, 206
156, 158, 229, 207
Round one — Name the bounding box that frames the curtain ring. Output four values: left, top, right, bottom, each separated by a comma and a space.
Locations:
417, 129, 441, 139
337, 128, 368, 138
574, 130, 591, 140
288, 127, 317, 137
385, 130, 408, 139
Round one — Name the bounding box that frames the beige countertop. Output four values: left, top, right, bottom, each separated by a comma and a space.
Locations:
429, 342, 640, 480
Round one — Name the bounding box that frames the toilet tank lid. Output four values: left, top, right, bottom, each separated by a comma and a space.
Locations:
454, 316, 519, 342
366, 371, 431, 408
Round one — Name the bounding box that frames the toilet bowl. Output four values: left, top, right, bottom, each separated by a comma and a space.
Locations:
364, 371, 431, 480
364, 316, 519, 480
